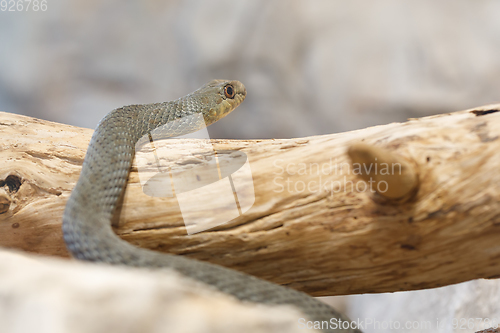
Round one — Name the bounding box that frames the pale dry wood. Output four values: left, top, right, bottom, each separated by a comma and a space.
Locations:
0, 249, 308, 333
1, 105, 500, 296
347, 142, 419, 200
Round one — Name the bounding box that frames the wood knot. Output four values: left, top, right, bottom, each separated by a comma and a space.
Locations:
0, 187, 11, 214
347, 143, 419, 202
0, 174, 22, 193
0, 174, 21, 214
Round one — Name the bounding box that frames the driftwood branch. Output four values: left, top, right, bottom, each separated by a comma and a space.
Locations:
1, 105, 500, 296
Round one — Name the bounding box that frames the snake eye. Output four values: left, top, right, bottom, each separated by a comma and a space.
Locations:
224, 85, 235, 99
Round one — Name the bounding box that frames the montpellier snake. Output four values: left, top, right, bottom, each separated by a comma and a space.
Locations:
63, 80, 360, 333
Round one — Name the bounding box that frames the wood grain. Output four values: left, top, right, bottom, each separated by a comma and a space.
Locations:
1, 105, 500, 296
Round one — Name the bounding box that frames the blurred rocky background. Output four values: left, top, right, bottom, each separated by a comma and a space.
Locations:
2, 0, 500, 139
1, 0, 500, 332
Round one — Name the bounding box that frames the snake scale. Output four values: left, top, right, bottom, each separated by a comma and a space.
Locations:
63, 80, 360, 333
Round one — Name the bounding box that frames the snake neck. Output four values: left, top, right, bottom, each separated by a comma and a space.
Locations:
61, 80, 359, 332
63, 80, 246, 261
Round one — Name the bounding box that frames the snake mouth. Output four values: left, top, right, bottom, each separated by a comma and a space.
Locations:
179, 79, 247, 125
235, 89, 246, 104
218, 96, 244, 120
232, 81, 247, 100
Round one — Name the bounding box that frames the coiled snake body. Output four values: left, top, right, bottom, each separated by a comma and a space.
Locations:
63, 80, 359, 333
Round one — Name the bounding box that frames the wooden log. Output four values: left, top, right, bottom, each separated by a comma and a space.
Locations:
1, 104, 500, 297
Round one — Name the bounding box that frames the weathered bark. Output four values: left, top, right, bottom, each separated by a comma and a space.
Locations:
1, 105, 500, 296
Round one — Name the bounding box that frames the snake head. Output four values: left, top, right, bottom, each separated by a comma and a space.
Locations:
191, 79, 246, 126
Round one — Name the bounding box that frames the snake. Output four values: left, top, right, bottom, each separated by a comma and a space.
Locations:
62, 79, 360, 333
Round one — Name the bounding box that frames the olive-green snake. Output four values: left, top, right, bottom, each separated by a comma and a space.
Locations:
62, 80, 360, 333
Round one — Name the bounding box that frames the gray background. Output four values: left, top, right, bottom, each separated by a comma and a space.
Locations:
2, 0, 500, 139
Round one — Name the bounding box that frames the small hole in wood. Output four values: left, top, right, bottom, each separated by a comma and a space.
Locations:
0, 175, 22, 193
470, 109, 499, 116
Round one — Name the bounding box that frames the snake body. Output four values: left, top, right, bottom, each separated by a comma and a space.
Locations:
63, 80, 359, 333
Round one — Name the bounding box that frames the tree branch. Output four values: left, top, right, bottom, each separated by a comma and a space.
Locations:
1, 104, 500, 296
